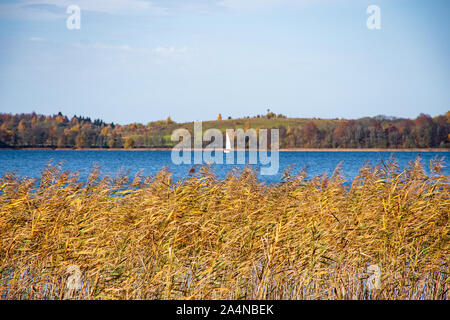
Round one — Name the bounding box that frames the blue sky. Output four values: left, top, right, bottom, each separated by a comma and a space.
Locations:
0, 0, 448, 124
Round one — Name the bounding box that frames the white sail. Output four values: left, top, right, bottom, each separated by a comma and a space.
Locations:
224, 131, 231, 153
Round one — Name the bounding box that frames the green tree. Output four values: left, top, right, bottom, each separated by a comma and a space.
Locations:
124, 137, 135, 149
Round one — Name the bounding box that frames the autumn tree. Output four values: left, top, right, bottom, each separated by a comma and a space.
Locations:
414, 113, 434, 147
124, 137, 135, 149
1, 111, 449, 149
166, 116, 174, 125
302, 122, 320, 147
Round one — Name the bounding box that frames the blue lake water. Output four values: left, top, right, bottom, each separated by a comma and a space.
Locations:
0, 150, 448, 184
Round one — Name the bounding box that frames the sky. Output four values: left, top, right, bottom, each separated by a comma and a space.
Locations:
0, 0, 448, 124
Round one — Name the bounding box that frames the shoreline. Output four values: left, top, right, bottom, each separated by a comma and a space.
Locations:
1, 147, 448, 152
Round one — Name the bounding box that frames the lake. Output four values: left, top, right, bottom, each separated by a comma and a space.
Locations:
0, 150, 448, 184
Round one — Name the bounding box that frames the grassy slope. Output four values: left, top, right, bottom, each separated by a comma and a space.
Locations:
160, 117, 342, 135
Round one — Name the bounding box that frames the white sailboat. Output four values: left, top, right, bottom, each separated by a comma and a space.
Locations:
224, 131, 231, 154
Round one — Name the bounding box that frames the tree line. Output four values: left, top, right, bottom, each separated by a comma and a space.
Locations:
280, 113, 449, 149
0, 111, 448, 149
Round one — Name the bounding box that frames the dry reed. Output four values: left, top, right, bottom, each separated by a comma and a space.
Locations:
0, 157, 448, 300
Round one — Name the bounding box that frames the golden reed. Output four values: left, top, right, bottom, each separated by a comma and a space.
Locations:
0, 157, 448, 299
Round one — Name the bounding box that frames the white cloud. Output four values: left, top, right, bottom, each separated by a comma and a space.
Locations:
153, 46, 189, 57
218, 0, 317, 11
0, 0, 167, 20
72, 43, 191, 59
219, 0, 285, 10
29, 37, 45, 41
73, 42, 135, 52
0, 3, 62, 20
28, 0, 162, 15
0, 0, 327, 20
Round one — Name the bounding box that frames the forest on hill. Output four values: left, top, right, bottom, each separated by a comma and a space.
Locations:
0, 111, 449, 149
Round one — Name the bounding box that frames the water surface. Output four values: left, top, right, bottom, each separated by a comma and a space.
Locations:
0, 150, 447, 184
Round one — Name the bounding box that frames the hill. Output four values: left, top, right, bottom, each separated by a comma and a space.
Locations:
0, 111, 449, 149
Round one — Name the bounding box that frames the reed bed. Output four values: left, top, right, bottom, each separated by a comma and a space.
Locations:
0, 157, 448, 300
